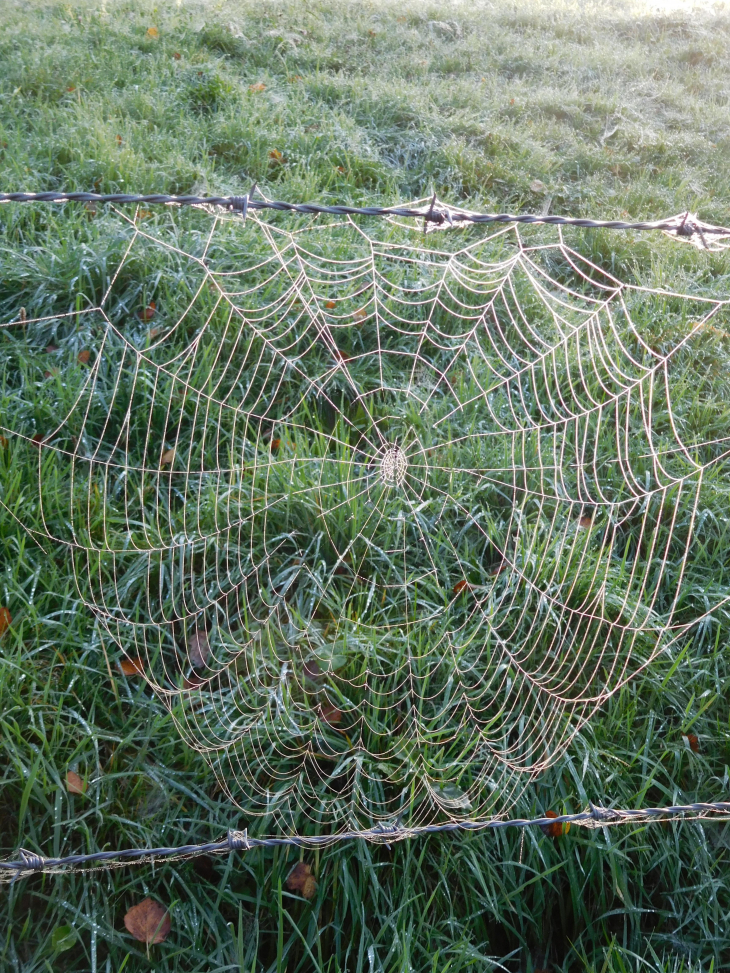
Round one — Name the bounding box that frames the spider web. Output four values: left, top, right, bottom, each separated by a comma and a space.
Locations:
4, 200, 730, 834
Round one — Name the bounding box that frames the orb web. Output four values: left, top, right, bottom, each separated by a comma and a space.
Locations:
3, 200, 729, 834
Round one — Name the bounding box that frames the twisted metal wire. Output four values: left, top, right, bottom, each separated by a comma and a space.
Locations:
1, 191, 730, 243
3, 803, 730, 879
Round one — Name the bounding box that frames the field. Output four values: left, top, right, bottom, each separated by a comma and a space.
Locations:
1, 1, 730, 970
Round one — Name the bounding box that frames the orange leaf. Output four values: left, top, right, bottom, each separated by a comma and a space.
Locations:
31, 433, 45, 448
288, 74, 303, 82
0, 607, 11, 636
578, 514, 593, 528
0, 436, 8, 448
324, 300, 336, 309
488, 562, 506, 577
146, 26, 159, 39
541, 810, 570, 838
115, 134, 123, 146
684, 733, 700, 753
66, 770, 87, 795
270, 438, 281, 453
124, 898, 171, 945
119, 656, 144, 676
173, 52, 181, 60
140, 301, 156, 321
453, 579, 470, 594
353, 308, 367, 322
285, 862, 317, 899
269, 148, 283, 163
77, 349, 91, 364
138, 209, 152, 219
249, 82, 266, 93
161, 447, 175, 465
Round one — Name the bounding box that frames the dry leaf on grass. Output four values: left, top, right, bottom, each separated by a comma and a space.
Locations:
161, 447, 175, 465
249, 82, 266, 92
319, 703, 343, 726
0, 436, 8, 448
269, 148, 284, 163
453, 579, 471, 594
77, 349, 91, 364
124, 898, 171, 944
541, 810, 570, 838
31, 433, 45, 448
188, 630, 210, 668
66, 770, 87, 795
119, 656, 144, 676
286, 861, 317, 899
324, 300, 336, 309
0, 607, 11, 637
353, 308, 367, 322
578, 514, 593, 528
146, 26, 159, 39
684, 733, 700, 753
270, 438, 281, 452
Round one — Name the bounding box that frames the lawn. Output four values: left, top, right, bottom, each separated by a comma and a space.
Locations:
1, 1, 730, 971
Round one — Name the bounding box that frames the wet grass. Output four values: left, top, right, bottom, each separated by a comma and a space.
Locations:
1, 0, 730, 970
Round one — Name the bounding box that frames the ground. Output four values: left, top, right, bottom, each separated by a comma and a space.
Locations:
1, 1, 730, 970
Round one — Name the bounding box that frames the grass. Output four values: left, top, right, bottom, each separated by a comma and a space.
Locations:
1, 0, 730, 970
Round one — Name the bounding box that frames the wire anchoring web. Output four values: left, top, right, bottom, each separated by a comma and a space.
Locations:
2, 199, 729, 839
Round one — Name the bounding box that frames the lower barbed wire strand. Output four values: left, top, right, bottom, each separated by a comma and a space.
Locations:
3, 802, 730, 877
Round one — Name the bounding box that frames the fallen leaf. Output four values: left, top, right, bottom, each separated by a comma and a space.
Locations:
510, 98, 515, 105
320, 703, 343, 726
66, 770, 87, 795
285, 862, 317, 899
269, 148, 284, 163
249, 82, 266, 92
138, 209, 152, 219
684, 733, 700, 753
67, 86, 76, 93
146, 26, 159, 39
45, 344, 59, 353
530, 179, 546, 193
368, 29, 377, 36
188, 630, 210, 668
324, 300, 336, 309
183, 672, 205, 689
115, 134, 122, 146
119, 656, 144, 676
270, 438, 281, 452
453, 579, 470, 594
488, 562, 506, 577
31, 433, 45, 448
161, 447, 175, 465
44, 369, 58, 379
140, 301, 156, 321
353, 308, 367, 322
578, 514, 593, 528
173, 51, 181, 59
124, 898, 171, 945
77, 349, 91, 364
335, 166, 345, 174
288, 74, 303, 82
0, 436, 8, 448
0, 607, 11, 636
541, 810, 570, 838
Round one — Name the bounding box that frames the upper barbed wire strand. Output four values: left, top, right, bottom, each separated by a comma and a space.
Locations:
1, 192, 729, 248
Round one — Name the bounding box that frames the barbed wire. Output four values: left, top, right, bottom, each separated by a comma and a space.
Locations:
1, 191, 730, 248
3, 803, 730, 880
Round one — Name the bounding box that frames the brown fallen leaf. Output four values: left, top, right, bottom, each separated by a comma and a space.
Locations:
183, 672, 206, 690
285, 861, 317, 899
124, 898, 171, 944
324, 300, 336, 309
115, 134, 122, 146
249, 82, 266, 93
353, 308, 367, 322
0, 607, 11, 637
66, 770, 87, 795
140, 301, 156, 321
188, 630, 210, 668
319, 703, 343, 726
31, 433, 45, 448
173, 52, 181, 60
161, 447, 175, 465
541, 810, 570, 838
488, 562, 506, 577
684, 733, 700, 753
269, 148, 284, 163
77, 349, 91, 364
146, 26, 159, 39
453, 579, 470, 594
0, 435, 8, 448
270, 438, 281, 453
119, 656, 144, 676
44, 369, 59, 379
288, 74, 303, 82
578, 514, 593, 529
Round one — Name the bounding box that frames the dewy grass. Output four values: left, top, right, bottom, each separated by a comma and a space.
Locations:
1, 1, 730, 971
